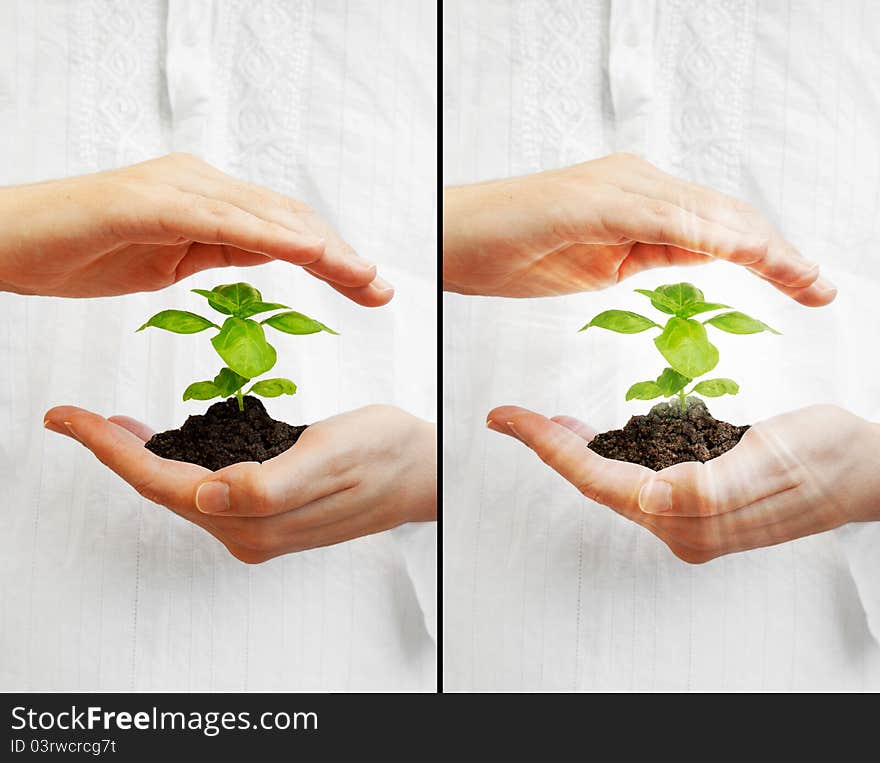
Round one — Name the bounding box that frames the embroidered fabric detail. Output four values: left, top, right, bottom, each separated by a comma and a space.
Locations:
69, 0, 167, 173
515, 0, 610, 173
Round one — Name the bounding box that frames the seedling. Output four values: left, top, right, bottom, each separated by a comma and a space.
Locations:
580, 282, 778, 410
138, 282, 337, 411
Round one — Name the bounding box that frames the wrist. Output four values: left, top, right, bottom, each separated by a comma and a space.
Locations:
441, 185, 474, 293
405, 418, 437, 523
847, 418, 880, 523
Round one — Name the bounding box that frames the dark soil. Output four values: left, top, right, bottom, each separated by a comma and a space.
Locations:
588, 397, 749, 471
145, 396, 307, 471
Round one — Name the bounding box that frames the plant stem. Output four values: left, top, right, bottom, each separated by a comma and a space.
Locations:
679, 389, 686, 411
236, 388, 244, 412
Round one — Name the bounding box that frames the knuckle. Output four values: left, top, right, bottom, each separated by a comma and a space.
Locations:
283, 198, 313, 215
167, 151, 203, 167
576, 480, 600, 503
641, 198, 673, 220
609, 151, 642, 166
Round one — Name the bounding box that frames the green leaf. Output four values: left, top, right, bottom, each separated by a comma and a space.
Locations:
655, 367, 691, 396
625, 381, 664, 401
191, 288, 239, 316
211, 317, 277, 378
579, 310, 659, 334
182, 381, 220, 401
635, 283, 704, 315
655, 283, 704, 312
248, 378, 298, 398
237, 301, 290, 319
692, 378, 740, 397
137, 310, 218, 334
213, 282, 262, 309
679, 301, 730, 318
192, 283, 263, 316
654, 317, 719, 378
705, 311, 780, 335
263, 311, 339, 335
633, 289, 679, 314
212, 367, 249, 396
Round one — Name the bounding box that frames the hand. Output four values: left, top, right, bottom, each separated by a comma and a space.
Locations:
486, 404, 880, 564
43, 404, 436, 562
0, 153, 393, 306
443, 152, 836, 306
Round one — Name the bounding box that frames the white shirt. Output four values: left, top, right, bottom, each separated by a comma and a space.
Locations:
0, 0, 436, 691
444, 0, 880, 690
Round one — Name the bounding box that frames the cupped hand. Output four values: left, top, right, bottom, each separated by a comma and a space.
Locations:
44, 404, 436, 562
0, 152, 393, 306
486, 404, 880, 563
444, 152, 836, 306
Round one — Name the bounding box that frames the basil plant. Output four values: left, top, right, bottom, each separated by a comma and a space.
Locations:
580, 282, 778, 410
138, 282, 337, 411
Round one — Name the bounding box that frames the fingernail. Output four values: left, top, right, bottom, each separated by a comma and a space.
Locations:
373, 275, 394, 292
639, 480, 672, 514
196, 481, 230, 514
814, 275, 837, 294
44, 420, 68, 436
486, 419, 507, 434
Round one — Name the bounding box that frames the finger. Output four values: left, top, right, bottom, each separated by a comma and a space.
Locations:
598, 190, 771, 267
654, 246, 838, 306
305, 267, 395, 307
156, 190, 327, 262
173, 243, 272, 281
752, 269, 838, 307
179, 177, 379, 288
107, 415, 156, 442
637, 423, 803, 517
192, 428, 357, 517
618, 242, 712, 281
487, 405, 653, 513
618, 175, 824, 289
44, 406, 209, 513
549, 415, 598, 442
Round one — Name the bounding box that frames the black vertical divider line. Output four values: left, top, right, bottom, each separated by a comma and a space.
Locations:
435, 0, 444, 697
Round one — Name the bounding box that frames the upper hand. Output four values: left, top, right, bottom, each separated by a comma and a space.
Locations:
0, 152, 393, 306
443, 152, 836, 306
486, 403, 879, 563
44, 404, 436, 563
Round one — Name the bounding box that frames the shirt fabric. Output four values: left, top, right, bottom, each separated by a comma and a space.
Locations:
443, 0, 880, 691
0, 0, 437, 691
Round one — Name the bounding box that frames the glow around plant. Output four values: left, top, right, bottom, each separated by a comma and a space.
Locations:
137, 282, 337, 411
580, 282, 779, 410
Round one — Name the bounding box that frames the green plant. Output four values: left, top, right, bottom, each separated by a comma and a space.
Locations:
580, 282, 778, 410
138, 282, 337, 411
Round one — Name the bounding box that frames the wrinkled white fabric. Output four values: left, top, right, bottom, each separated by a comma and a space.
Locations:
444, 0, 880, 691
0, 0, 436, 691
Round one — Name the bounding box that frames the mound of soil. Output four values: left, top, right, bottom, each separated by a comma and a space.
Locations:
145, 396, 307, 471
587, 397, 749, 471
